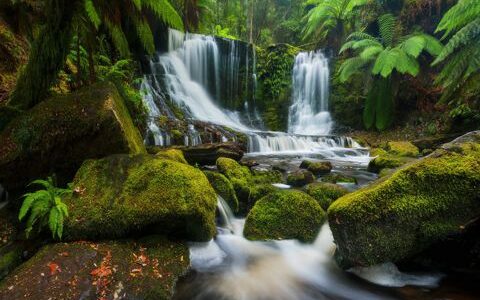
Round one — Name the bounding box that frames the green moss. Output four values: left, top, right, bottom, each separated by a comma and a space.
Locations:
216, 158, 280, 214
302, 161, 332, 175
204, 171, 239, 212
244, 190, 326, 243
156, 148, 188, 164
321, 173, 357, 184
0, 236, 189, 300
367, 155, 413, 173
328, 136, 480, 268
386, 141, 420, 157
304, 182, 349, 210
0, 83, 146, 190
286, 170, 315, 187
64, 154, 217, 242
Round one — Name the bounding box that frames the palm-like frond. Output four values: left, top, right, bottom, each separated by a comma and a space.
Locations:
378, 14, 396, 47
436, 0, 480, 38
338, 57, 371, 82
142, 0, 184, 30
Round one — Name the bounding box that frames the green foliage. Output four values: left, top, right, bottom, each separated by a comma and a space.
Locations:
303, 0, 369, 49
433, 0, 480, 106
19, 177, 71, 239
338, 13, 442, 130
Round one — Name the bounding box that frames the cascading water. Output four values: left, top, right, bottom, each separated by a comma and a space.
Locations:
288, 51, 333, 135
142, 29, 368, 159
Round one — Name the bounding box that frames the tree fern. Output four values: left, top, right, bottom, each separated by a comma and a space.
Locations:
19, 177, 71, 239
84, 0, 100, 29
378, 14, 396, 47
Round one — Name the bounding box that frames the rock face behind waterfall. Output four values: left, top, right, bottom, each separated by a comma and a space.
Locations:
63, 154, 217, 242
0, 83, 145, 191
328, 131, 480, 268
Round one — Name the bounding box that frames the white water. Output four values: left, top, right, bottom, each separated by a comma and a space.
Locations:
143, 29, 368, 159
186, 198, 443, 300
288, 51, 333, 135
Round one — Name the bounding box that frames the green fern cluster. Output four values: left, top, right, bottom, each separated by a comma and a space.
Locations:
338, 14, 442, 130
303, 0, 369, 44
83, 0, 183, 57
433, 0, 480, 104
19, 177, 71, 240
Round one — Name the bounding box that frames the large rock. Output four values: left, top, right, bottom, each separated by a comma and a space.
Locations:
0, 83, 146, 191
182, 142, 244, 165
244, 190, 326, 243
385, 141, 420, 157
304, 182, 349, 210
203, 171, 239, 212
64, 154, 217, 242
286, 170, 315, 187
328, 131, 480, 268
0, 236, 189, 300
216, 157, 280, 214
300, 160, 332, 175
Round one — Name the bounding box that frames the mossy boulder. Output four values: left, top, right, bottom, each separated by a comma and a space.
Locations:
64, 154, 217, 242
304, 182, 349, 210
321, 173, 357, 184
216, 157, 280, 214
300, 160, 332, 175
367, 155, 414, 173
156, 148, 188, 164
0, 236, 189, 300
328, 131, 480, 268
0, 83, 146, 191
204, 171, 238, 212
286, 170, 315, 187
243, 190, 326, 243
386, 141, 420, 157
182, 142, 244, 165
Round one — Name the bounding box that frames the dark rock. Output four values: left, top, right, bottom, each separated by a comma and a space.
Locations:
300, 160, 333, 175
182, 142, 244, 165
286, 170, 315, 187
0, 83, 145, 191
321, 173, 358, 185
0, 236, 189, 300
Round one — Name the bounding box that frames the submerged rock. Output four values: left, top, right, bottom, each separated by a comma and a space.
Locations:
64, 154, 217, 242
182, 142, 244, 165
0, 83, 145, 191
328, 131, 480, 268
0, 236, 189, 300
321, 173, 357, 185
204, 171, 239, 212
300, 160, 332, 175
286, 170, 315, 187
304, 182, 349, 210
244, 190, 326, 243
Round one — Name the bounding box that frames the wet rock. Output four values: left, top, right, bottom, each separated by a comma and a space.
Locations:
64, 154, 217, 242
385, 141, 420, 157
244, 190, 326, 243
0, 83, 146, 191
0, 236, 189, 300
240, 159, 259, 168
286, 170, 314, 187
304, 182, 349, 210
321, 173, 357, 185
155, 148, 188, 164
412, 134, 460, 151
300, 160, 332, 175
328, 131, 480, 268
182, 142, 244, 165
204, 171, 239, 212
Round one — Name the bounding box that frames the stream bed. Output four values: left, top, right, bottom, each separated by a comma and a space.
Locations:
173, 153, 480, 300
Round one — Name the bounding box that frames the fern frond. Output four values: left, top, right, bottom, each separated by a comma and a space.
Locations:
372, 48, 396, 78
378, 14, 396, 47
142, 0, 184, 30
19, 190, 50, 220
338, 56, 370, 82
436, 0, 480, 38
132, 16, 155, 55
352, 39, 382, 50
48, 207, 59, 238
347, 31, 376, 41
105, 20, 130, 57
433, 18, 480, 65
400, 35, 426, 58
360, 46, 383, 60
84, 0, 101, 29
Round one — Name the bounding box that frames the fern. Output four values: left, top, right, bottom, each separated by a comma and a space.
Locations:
18, 177, 71, 239
378, 14, 396, 47
142, 0, 184, 30
84, 0, 101, 29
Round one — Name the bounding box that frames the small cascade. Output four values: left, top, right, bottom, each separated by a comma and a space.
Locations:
288, 51, 333, 135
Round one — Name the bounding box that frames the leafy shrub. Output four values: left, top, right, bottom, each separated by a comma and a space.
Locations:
18, 177, 71, 239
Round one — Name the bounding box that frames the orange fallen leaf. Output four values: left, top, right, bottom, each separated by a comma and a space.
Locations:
47, 262, 61, 275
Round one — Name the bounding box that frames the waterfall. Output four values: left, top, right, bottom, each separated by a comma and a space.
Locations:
142, 29, 368, 159
288, 51, 333, 135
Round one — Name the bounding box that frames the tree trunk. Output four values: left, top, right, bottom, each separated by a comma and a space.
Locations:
8, 0, 81, 110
